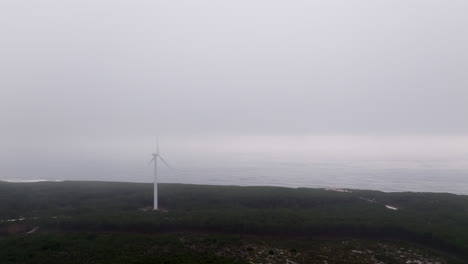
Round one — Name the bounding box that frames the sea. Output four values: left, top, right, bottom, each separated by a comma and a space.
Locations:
2, 135, 467, 194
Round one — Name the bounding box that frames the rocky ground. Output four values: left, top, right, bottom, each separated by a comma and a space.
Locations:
180, 235, 449, 264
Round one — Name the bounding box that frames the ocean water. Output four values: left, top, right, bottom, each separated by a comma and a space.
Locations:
2, 135, 468, 194
165, 163, 468, 194
4, 158, 467, 195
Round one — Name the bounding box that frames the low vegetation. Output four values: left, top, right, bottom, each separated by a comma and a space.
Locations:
0, 233, 455, 264
0, 181, 467, 263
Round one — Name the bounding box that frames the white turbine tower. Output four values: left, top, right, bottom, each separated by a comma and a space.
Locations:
148, 139, 171, 210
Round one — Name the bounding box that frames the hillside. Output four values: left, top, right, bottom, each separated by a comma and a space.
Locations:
0, 181, 467, 263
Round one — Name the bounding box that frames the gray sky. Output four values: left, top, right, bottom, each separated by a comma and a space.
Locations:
1, 0, 467, 182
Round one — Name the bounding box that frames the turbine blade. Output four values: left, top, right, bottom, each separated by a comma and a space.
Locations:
158, 155, 172, 169
148, 156, 156, 166
156, 137, 159, 154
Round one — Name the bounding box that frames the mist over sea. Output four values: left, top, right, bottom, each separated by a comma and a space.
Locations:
2, 135, 467, 194
3, 159, 467, 194
1, 0, 468, 198
167, 161, 468, 194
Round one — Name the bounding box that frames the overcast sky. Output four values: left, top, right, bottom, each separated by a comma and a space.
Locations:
1, 1, 467, 181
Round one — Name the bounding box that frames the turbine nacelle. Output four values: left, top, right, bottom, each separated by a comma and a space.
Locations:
149, 154, 171, 167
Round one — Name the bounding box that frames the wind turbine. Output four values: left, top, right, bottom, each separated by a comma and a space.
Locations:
148, 139, 172, 210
